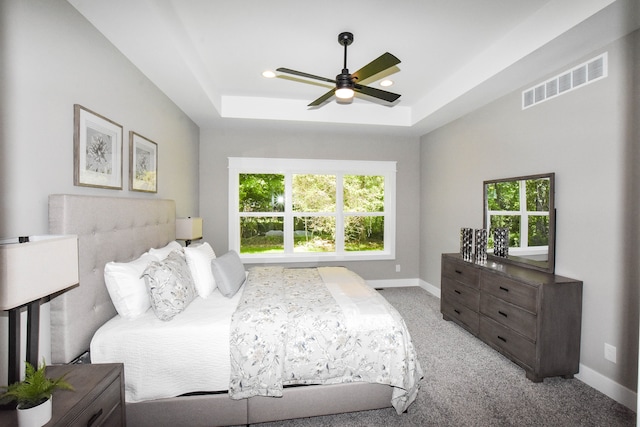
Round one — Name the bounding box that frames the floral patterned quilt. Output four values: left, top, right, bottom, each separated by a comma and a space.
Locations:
229, 266, 423, 414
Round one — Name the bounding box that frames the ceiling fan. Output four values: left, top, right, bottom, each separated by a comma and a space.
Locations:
276, 32, 401, 107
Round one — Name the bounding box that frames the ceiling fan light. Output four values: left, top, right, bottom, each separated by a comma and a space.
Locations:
335, 87, 354, 99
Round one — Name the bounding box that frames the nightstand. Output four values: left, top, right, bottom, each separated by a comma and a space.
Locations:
0, 363, 125, 426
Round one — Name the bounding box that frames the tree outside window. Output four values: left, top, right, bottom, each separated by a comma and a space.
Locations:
230, 158, 396, 263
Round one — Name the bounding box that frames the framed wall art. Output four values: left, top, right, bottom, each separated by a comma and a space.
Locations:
129, 131, 158, 193
73, 104, 123, 189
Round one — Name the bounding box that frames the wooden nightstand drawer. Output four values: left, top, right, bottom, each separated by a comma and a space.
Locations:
479, 316, 535, 370
442, 258, 479, 288
49, 363, 124, 427
0, 364, 124, 427
442, 277, 479, 310
480, 272, 538, 312
72, 376, 121, 427
480, 293, 536, 341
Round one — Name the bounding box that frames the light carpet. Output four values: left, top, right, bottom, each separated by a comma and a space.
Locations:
256, 286, 636, 426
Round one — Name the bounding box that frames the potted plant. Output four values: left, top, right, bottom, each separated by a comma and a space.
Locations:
0, 360, 74, 427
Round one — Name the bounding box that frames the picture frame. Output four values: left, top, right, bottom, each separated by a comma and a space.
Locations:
129, 131, 158, 193
73, 104, 123, 189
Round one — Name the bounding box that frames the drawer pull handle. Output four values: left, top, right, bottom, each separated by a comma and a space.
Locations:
498, 310, 508, 317
454, 309, 461, 315
454, 289, 461, 294
499, 286, 509, 292
87, 408, 103, 427
497, 335, 507, 343
455, 269, 463, 274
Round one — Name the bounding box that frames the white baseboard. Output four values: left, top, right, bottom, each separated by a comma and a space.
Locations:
366, 278, 421, 288
366, 277, 637, 413
418, 279, 441, 298
576, 363, 637, 412
366, 278, 441, 298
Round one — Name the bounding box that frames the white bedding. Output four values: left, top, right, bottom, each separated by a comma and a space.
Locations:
90, 287, 243, 402
91, 267, 422, 410
229, 267, 422, 413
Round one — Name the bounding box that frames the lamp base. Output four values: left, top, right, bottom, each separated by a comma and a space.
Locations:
5, 300, 41, 387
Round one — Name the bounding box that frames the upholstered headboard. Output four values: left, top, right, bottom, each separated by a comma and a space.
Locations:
48, 194, 176, 364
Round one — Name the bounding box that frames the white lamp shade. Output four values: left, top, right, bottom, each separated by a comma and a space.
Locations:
0, 235, 79, 310
176, 217, 203, 241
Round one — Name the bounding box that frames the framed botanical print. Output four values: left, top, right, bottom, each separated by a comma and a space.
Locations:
73, 104, 123, 189
129, 131, 158, 193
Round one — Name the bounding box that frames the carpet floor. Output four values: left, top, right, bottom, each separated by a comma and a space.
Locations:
257, 286, 636, 426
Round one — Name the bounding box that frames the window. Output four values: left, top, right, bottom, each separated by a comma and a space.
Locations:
229, 157, 396, 263
485, 177, 550, 255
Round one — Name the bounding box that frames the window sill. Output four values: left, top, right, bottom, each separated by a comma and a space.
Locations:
239, 252, 395, 264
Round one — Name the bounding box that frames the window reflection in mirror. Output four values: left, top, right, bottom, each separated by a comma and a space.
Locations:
484, 173, 555, 273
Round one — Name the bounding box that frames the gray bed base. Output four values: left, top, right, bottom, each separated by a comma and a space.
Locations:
48, 194, 393, 426
127, 382, 392, 426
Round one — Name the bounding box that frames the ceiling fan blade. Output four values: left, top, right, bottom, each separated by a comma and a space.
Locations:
351, 52, 401, 82
308, 89, 335, 107
354, 84, 401, 103
276, 68, 335, 84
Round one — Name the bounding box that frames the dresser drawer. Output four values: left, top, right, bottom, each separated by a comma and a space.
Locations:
441, 298, 479, 334
479, 316, 535, 370
480, 272, 538, 312
68, 376, 121, 426
442, 258, 479, 288
480, 293, 536, 341
442, 277, 479, 310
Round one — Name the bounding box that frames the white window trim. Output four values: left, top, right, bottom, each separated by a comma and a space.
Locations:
228, 157, 396, 263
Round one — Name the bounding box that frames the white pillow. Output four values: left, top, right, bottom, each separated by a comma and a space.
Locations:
184, 242, 217, 298
104, 253, 159, 319
148, 240, 182, 260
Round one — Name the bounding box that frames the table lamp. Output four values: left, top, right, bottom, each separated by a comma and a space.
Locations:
0, 235, 79, 384
175, 217, 203, 247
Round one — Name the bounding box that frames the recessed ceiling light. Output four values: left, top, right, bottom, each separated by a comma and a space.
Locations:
380, 79, 393, 87
262, 70, 276, 78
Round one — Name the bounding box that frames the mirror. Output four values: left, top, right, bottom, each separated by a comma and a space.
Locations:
483, 173, 555, 273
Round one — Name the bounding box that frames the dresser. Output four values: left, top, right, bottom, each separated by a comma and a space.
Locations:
0, 363, 125, 426
441, 253, 582, 382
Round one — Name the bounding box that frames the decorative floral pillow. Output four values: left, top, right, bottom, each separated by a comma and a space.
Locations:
142, 250, 197, 321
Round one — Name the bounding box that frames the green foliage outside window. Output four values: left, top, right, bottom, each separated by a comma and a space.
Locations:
239, 174, 284, 212
487, 178, 550, 249
239, 173, 384, 254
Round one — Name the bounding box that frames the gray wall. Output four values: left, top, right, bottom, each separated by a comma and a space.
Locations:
0, 0, 200, 238
0, 0, 199, 384
420, 32, 639, 390
200, 122, 421, 281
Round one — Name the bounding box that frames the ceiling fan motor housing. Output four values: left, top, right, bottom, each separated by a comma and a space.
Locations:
338, 32, 353, 46
336, 71, 354, 89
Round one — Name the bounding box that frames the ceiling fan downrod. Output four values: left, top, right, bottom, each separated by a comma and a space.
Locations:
338, 32, 354, 75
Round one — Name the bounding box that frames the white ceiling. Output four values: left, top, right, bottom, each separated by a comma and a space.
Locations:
67, 0, 638, 136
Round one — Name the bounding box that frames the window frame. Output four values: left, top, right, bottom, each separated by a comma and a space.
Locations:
228, 157, 396, 263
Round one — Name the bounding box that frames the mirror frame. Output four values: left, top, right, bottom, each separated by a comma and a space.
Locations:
483, 172, 555, 273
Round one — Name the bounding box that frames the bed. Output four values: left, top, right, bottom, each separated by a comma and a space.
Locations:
48, 194, 422, 426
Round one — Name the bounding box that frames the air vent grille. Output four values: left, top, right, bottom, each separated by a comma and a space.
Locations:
522, 52, 607, 109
